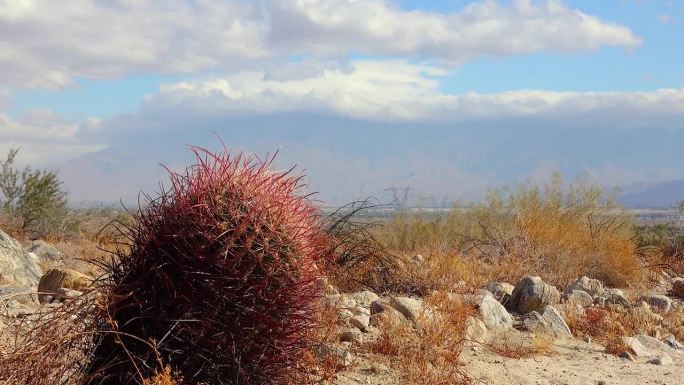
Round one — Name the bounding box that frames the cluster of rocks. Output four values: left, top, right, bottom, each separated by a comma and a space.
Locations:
317, 270, 684, 367
0, 229, 91, 319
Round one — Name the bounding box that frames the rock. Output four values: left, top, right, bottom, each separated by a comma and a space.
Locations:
56, 287, 83, 298
37, 268, 90, 303
28, 240, 62, 261
313, 343, 352, 366
672, 277, 684, 298
518, 307, 572, 338
634, 334, 670, 352
391, 296, 424, 322
486, 282, 514, 304
477, 292, 513, 330
647, 356, 673, 366
350, 313, 370, 332
339, 328, 363, 344
370, 298, 407, 326
643, 294, 672, 314
622, 337, 651, 357
595, 288, 629, 308
541, 306, 572, 338
348, 290, 379, 308
565, 276, 605, 298
0, 229, 43, 285
326, 294, 357, 309
464, 316, 488, 343
664, 335, 684, 350
508, 276, 561, 314
565, 289, 593, 308
370, 298, 393, 315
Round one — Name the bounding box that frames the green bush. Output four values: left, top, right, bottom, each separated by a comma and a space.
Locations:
0, 147, 68, 236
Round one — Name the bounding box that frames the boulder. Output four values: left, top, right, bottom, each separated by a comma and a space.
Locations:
541, 306, 572, 338
622, 337, 651, 357
595, 288, 629, 308
370, 298, 407, 326
508, 276, 561, 314
313, 344, 352, 367
37, 268, 90, 303
477, 292, 513, 330
634, 334, 670, 352
672, 277, 684, 298
518, 306, 572, 338
28, 240, 62, 261
391, 296, 424, 322
643, 294, 672, 314
486, 282, 514, 304
0, 229, 42, 285
350, 313, 370, 332
348, 290, 379, 308
339, 328, 363, 344
464, 316, 488, 343
565, 276, 604, 298
664, 335, 684, 350
565, 289, 593, 308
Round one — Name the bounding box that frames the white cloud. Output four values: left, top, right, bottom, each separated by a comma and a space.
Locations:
149, 60, 684, 126
0, 0, 640, 89
0, 109, 104, 164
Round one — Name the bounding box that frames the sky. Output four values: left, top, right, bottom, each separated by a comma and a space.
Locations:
1, 0, 683, 206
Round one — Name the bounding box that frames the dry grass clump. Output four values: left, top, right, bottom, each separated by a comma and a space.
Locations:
0, 289, 105, 384
374, 173, 644, 289
369, 291, 473, 385
604, 337, 630, 356
488, 333, 555, 359
564, 303, 683, 355
141, 367, 181, 385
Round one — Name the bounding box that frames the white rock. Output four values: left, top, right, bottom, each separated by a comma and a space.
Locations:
339, 328, 363, 344
622, 337, 651, 357
665, 335, 684, 350
350, 313, 370, 332
478, 292, 513, 330
565, 276, 605, 298
596, 288, 629, 308
634, 334, 670, 352
486, 282, 514, 304
542, 306, 573, 338
0, 230, 42, 285
565, 289, 593, 308
464, 316, 488, 343
348, 290, 379, 308
391, 297, 424, 322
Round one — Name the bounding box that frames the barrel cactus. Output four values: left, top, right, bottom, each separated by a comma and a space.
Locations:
87, 147, 329, 384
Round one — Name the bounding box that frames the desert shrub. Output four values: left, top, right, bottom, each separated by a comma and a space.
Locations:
488, 332, 554, 359
369, 291, 472, 385
0, 147, 68, 237
374, 173, 643, 288
637, 223, 684, 275
322, 200, 402, 293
